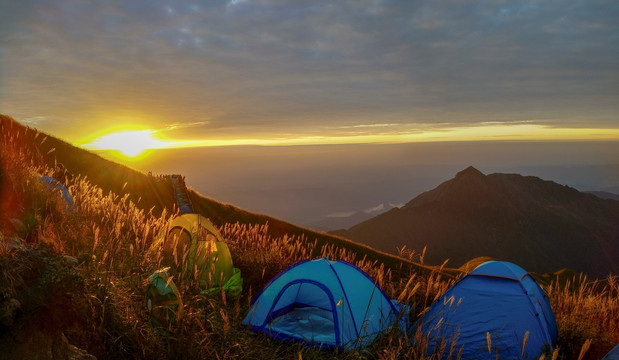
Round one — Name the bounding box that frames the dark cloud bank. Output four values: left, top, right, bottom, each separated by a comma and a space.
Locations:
1, 0, 618, 137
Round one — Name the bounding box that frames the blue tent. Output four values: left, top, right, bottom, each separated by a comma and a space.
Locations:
419, 261, 558, 359
242, 258, 406, 349
39, 176, 75, 208
603, 344, 619, 360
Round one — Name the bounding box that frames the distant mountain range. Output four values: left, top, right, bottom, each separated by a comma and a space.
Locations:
332, 166, 619, 278
587, 191, 619, 201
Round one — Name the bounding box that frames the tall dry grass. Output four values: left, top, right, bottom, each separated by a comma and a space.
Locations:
546, 274, 619, 360
1, 121, 616, 359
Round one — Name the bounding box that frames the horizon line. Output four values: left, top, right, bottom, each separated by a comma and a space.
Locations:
80, 123, 619, 152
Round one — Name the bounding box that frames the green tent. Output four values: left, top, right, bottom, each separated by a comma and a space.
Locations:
145, 268, 183, 326
150, 213, 242, 296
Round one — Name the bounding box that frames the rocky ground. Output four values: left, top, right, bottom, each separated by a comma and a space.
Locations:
0, 243, 96, 360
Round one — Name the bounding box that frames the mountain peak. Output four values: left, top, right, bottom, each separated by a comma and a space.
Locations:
346, 167, 619, 278
403, 166, 489, 209
455, 166, 484, 179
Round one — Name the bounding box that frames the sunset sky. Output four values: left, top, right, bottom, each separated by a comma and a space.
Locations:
1, 0, 618, 152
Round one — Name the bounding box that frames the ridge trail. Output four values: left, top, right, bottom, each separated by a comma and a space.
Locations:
168, 174, 193, 213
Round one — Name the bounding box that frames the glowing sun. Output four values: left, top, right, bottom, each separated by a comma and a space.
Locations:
85, 130, 171, 157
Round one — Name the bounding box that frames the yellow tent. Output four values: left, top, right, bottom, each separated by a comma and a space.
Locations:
150, 213, 239, 292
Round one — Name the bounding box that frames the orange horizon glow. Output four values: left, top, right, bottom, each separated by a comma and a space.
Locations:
80, 129, 177, 160
80, 123, 619, 158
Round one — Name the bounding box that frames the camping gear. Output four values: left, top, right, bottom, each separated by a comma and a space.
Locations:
169, 175, 194, 213
242, 257, 407, 349
150, 213, 242, 295
419, 261, 558, 359
201, 266, 243, 298
39, 176, 75, 208
145, 268, 183, 325
602, 344, 619, 360
180, 205, 192, 214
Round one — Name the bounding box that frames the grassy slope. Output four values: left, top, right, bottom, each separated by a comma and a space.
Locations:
0, 114, 586, 284
190, 191, 461, 279
1, 113, 617, 359
0, 114, 458, 280
1, 116, 174, 215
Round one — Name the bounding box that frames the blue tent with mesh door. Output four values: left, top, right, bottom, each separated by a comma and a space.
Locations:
419, 261, 558, 360
39, 176, 75, 208
242, 258, 407, 349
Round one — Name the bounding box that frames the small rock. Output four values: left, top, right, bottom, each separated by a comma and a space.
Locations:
8, 218, 24, 233
0, 298, 21, 327
67, 343, 97, 360
56, 333, 97, 360
64, 256, 78, 266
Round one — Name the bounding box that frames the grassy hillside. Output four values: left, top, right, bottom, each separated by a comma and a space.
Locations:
1, 114, 617, 359
0, 115, 454, 280
0, 117, 176, 216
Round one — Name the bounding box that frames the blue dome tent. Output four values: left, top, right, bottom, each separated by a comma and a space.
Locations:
242, 258, 407, 349
603, 344, 619, 360
419, 261, 558, 359
39, 176, 75, 208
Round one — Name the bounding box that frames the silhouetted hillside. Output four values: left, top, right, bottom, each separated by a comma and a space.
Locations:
0, 115, 175, 216
334, 166, 619, 278
0, 114, 453, 279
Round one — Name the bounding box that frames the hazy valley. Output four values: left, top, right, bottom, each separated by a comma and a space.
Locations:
119, 142, 619, 227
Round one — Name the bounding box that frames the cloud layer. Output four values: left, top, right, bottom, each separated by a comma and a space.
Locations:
1, 0, 618, 141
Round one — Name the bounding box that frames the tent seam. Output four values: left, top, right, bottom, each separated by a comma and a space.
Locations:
326, 260, 360, 340
248, 259, 310, 307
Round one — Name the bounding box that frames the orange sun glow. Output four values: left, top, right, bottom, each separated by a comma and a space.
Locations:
82, 130, 174, 158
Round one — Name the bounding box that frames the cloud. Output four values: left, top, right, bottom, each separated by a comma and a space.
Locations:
161, 121, 211, 132
364, 203, 385, 214
19, 116, 56, 126
1, 0, 618, 141
349, 124, 401, 129
325, 211, 357, 219
325, 202, 398, 219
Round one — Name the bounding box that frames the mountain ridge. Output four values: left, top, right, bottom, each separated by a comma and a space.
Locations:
333, 166, 619, 278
